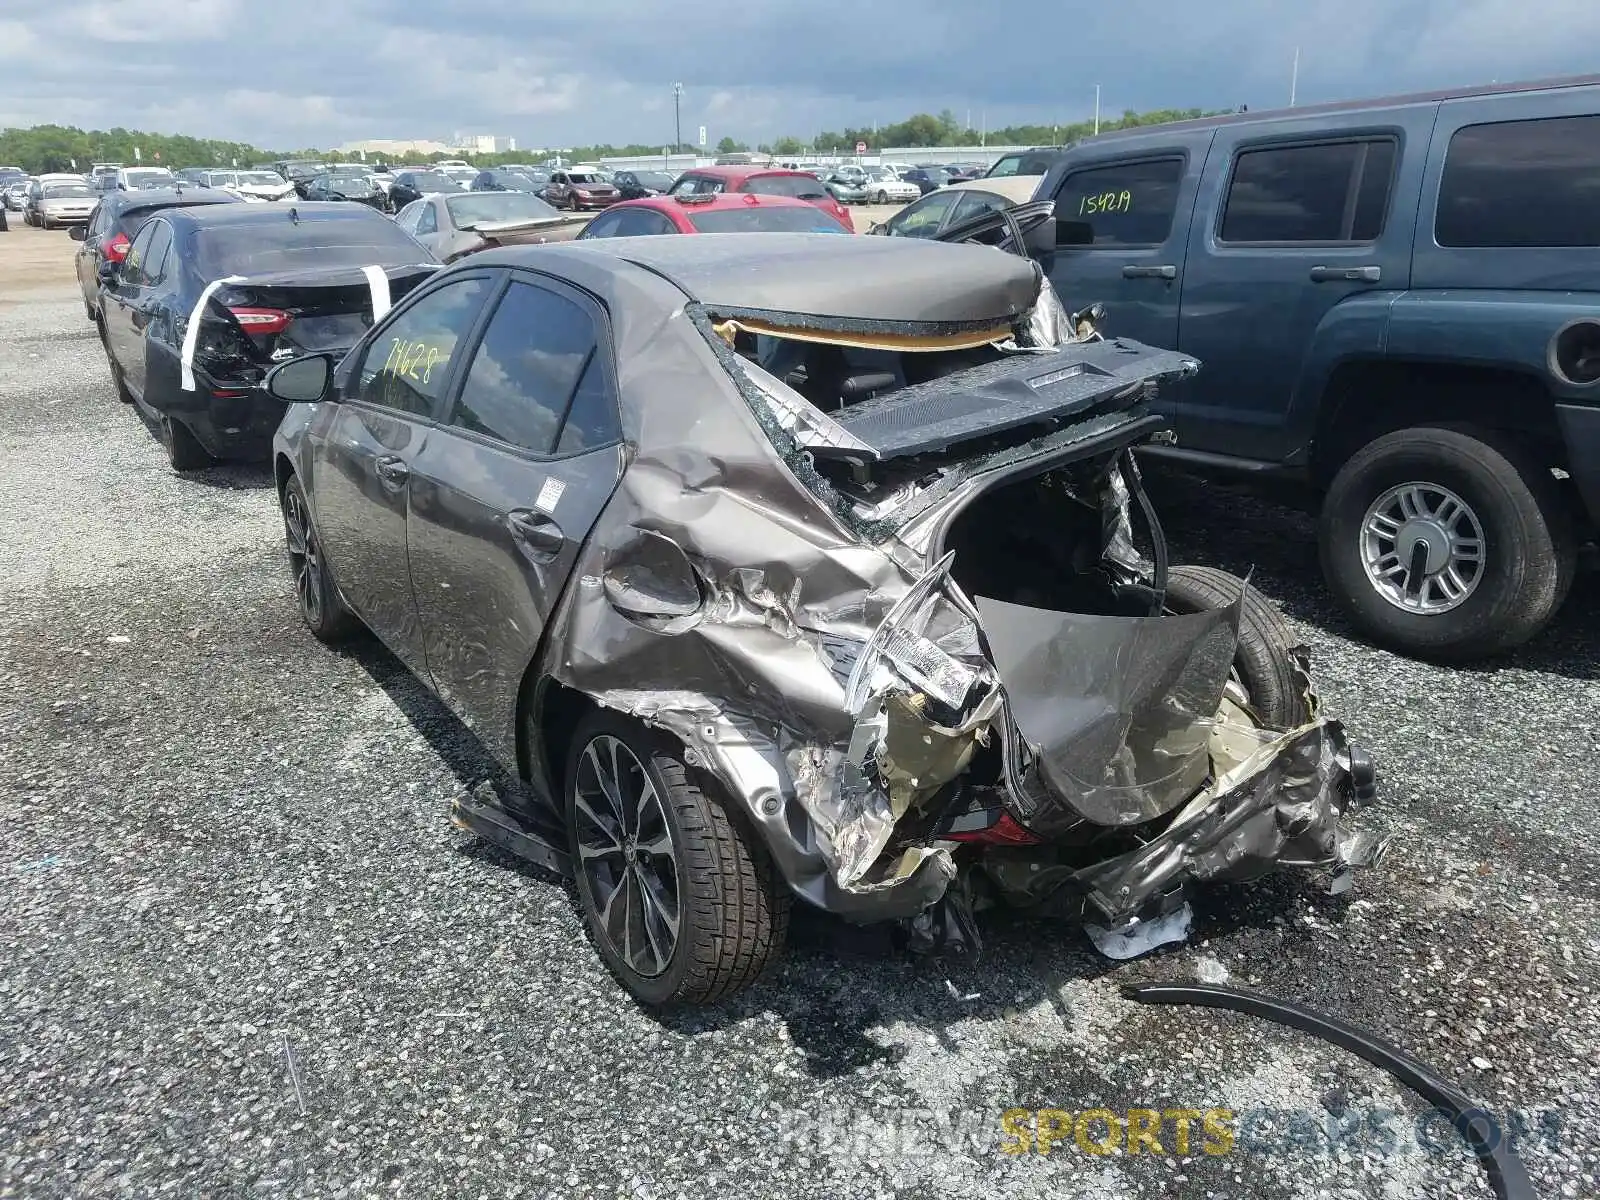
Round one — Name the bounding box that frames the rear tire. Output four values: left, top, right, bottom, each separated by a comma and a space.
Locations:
1318, 426, 1573, 661
280, 474, 358, 642
566, 710, 790, 1007
1164, 565, 1309, 728
160, 415, 213, 472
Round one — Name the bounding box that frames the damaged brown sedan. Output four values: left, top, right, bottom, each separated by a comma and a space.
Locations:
266, 232, 1387, 1006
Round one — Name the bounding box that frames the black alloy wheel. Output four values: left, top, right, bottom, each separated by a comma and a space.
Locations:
281, 475, 357, 642
565, 711, 790, 1006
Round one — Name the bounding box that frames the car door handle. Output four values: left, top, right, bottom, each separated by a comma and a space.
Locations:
506, 509, 566, 558
1122, 264, 1177, 280
1310, 265, 1381, 283
374, 455, 409, 488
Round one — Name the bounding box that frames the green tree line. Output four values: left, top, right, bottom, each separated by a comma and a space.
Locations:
0, 105, 1226, 174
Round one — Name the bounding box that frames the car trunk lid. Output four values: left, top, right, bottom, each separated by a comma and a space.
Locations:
195, 262, 440, 381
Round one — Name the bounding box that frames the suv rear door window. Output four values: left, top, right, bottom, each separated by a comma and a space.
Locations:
1054, 158, 1184, 246
1435, 114, 1600, 248
1220, 139, 1396, 243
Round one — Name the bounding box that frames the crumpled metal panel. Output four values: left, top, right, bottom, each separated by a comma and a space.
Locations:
1071, 711, 1388, 929
975, 596, 1242, 831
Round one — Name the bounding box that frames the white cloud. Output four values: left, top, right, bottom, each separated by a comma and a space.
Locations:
1, 0, 1596, 150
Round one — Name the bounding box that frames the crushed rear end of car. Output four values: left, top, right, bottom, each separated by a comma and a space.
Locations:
528, 235, 1389, 948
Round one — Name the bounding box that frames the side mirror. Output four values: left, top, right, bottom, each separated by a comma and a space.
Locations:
263, 353, 334, 403
1024, 218, 1057, 256
97, 260, 119, 284
69, 225, 88, 242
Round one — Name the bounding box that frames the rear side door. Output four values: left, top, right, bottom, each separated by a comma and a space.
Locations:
122, 218, 173, 398
1172, 109, 1431, 460
1042, 131, 1214, 356
406, 273, 625, 751
309, 273, 496, 678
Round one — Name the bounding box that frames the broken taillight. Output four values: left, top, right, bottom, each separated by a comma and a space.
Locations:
943, 813, 1044, 846
228, 307, 291, 335
103, 232, 131, 263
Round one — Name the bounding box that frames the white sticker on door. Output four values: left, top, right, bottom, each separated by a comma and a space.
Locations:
535, 477, 566, 513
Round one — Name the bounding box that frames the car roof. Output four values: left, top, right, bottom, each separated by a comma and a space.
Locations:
1083, 71, 1600, 144
109, 187, 240, 212
938, 175, 1043, 203
477, 233, 1041, 326
679, 165, 816, 184
161, 201, 392, 229
617, 192, 817, 215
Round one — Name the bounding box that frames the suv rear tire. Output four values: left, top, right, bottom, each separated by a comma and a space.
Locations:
565, 711, 790, 1007
1319, 426, 1573, 661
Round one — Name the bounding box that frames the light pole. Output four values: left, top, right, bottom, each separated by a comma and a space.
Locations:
1094, 84, 1101, 136
673, 83, 683, 156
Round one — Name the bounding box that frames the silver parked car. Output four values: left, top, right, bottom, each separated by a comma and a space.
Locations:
32, 178, 99, 228
394, 190, 591, 262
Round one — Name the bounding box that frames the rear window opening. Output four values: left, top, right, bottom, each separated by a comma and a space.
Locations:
688, 208, 849, 235
740, 175, 828, 200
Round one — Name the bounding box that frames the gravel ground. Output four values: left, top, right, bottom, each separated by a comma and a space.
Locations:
3, 268, 1599, 1200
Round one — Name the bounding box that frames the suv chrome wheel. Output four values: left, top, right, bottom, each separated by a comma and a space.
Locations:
1360, 480, 1485, 614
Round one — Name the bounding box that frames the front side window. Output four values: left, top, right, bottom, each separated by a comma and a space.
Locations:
355, 277, 491, 419
888, 191, 958, 238
1220, 140, 1397, 243
451, 280, 619, 455
1436, 115, 1600, 248
1054, 157, 1185, 246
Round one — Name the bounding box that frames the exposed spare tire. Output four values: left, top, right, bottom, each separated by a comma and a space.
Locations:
1163, 565, 1310, 729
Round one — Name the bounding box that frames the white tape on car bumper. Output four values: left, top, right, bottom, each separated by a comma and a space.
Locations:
362, 265, 392, 321
180, 274, 247, 392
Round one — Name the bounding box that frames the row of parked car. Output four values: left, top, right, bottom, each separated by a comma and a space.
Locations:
45, 73, 1600, 665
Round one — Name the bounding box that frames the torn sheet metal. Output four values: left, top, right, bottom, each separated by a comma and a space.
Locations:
975, 595, 1242, 831
180, 273, 247, 390
1072, 711, 1389, 929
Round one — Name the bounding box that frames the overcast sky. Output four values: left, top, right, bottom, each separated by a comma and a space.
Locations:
2, 0, 1597, 150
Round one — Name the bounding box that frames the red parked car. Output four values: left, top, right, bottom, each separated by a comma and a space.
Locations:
666, 165, 854, 229
576, 191, 854, 238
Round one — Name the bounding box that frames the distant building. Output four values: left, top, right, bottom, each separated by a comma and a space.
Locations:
338, 134, 517, 160
338, 138, 454, 159
453, 134, 517, 155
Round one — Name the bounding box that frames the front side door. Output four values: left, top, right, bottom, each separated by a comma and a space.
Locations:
1042, 132, 1214, 357
309, 273, 496, 678
406, 273, 625, 755
1172, 108, 1432, 460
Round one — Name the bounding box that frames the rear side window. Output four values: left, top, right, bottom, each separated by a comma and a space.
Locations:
451, 281, 620, 455
1220, 139, 1396, 243
1436, 115, 1600, 248
1054, 158, 1184, 246
132, 220, 172, 287
740, 174, 827, 200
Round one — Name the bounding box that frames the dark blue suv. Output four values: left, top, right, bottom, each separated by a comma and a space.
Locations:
1036, 74, 1600, 661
